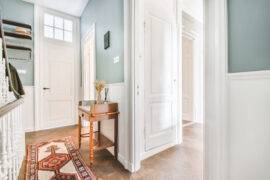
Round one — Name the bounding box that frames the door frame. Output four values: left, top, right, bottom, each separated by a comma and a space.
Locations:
130, 0, 229, 179
182, 32, 195, 122
130, 0, 181, 171
140, 0, 179, 160
34, 5, 81, 131
182, 11, 204, 123
81, 23, 96, 100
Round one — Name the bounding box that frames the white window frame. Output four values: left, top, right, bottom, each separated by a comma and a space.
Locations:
44, 13, 73, 42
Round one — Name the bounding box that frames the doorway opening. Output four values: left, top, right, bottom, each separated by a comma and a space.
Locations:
82, 24, 96, 100
181, 11, 204, 127
181, 8, 204, 180
132, 0, 205, 177
132, 0, 228, 178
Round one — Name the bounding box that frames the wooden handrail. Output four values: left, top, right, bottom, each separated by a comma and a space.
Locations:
0, 98, 24, 118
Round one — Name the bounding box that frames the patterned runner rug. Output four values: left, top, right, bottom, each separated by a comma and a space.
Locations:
26, 137, 96, 180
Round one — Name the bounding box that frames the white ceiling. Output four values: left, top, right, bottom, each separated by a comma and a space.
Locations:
23, 0, 90, 17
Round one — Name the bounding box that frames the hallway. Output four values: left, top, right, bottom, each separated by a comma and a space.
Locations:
19, 124, 203, 180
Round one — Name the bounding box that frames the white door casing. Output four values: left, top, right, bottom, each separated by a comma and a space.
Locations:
143, 0, 178, 155
35, 7, 80, 130
82, 24, 96, 100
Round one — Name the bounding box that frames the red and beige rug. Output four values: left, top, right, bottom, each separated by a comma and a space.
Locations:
26, 137, 96, 180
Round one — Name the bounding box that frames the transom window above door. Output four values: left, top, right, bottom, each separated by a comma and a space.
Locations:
44, 13, 73, 42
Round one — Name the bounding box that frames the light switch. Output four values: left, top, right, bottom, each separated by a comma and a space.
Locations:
113, 56, 120, 64
18, 69, 27, 74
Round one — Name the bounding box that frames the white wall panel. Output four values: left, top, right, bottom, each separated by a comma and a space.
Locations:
228, 71, 270, 180
22, 86, 35, 132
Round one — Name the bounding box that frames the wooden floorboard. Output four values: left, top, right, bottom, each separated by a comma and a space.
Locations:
19, 124, 203, 180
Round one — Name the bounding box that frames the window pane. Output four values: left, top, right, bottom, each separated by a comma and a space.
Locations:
55, 28, 63, 40
54, 16, 63, 29
64, 20, 73, 31
64, 31, 72, 42
44, 13, 54, 26
44, 25, 53, 38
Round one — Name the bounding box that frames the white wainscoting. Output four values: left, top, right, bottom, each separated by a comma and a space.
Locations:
0, 103, 25, 179
22, 86, 35, 132
100, 83, 128, 166
228, 70, 270, 180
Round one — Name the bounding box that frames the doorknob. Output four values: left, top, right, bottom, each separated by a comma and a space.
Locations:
43, 87, 50, 90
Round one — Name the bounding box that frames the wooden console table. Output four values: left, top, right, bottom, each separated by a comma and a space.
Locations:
78, 101, 119, 165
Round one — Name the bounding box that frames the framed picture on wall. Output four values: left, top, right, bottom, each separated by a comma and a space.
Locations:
104, 31, 110, 50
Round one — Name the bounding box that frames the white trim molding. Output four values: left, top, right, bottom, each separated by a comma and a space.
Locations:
228, 70, 270, 180
204, 0, 229, 180
129, 0, 143, 172
228, 70, 270, 80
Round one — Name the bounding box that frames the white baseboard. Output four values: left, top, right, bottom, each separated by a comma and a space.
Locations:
183, 121, 196, 128
118, 154, 134, 172
228, 70, 270, 80
34, 122, 77, 132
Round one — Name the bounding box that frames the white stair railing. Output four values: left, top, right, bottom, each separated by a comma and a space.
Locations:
0, 36, 25, 179
0, 104, 25, 180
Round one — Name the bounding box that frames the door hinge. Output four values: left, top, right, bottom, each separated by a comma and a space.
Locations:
143, 21, 146, 32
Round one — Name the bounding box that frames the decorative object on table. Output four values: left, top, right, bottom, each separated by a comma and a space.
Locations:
94, 80, 105, 104
104, 87, 109, 102
25, 137, 97, 180
104, 31, 110, 49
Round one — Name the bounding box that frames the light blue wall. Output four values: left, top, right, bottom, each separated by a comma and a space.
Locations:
81, 0, 124, 83
228, 0, 270, 73
0, 0, 34, 85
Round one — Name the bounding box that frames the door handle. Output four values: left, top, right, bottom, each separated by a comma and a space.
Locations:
43, 87, 50, 90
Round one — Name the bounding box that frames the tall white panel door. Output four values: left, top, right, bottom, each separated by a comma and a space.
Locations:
39, 9, 78, 130
144, 0, 178, 151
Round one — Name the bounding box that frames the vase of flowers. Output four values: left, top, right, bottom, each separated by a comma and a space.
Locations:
94, 80, 105, 104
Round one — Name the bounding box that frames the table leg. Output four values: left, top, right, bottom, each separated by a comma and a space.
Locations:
89, 121, 94, 165
78, 116, 81, 148
98, 121, 101, 146
114, 116, 118, 160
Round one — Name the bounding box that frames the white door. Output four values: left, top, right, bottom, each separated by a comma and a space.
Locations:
182, 36, 194, 121
144, 0, 178, 152
83, 26, 96, 100
39, 9, 78, 130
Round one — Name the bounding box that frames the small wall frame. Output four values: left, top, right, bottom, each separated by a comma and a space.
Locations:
104, 31, 110, 50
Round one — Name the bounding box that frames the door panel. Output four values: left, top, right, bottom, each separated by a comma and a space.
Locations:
149, 16, 172, 94
41, 11, 77, 130
182, 36, 194, 121
144, 0, 177, 151
83, 30, 95, 100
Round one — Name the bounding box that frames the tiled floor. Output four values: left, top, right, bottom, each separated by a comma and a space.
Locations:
20, 124, 203, 180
